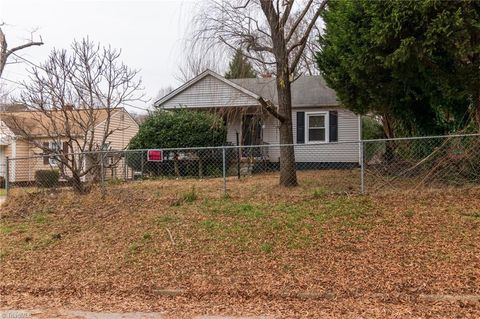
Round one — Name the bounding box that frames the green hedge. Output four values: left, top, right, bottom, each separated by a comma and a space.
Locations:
35, 170, 60, 188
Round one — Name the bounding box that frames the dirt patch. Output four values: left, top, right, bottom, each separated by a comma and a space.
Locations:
1, 171, 479, 318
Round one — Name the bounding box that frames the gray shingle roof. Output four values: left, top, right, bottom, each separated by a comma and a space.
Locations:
230, 75, 339, 107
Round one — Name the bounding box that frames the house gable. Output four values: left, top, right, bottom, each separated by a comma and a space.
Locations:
155, 70, 261, 109
0, 120, 15, 145
93, 108, 139, 150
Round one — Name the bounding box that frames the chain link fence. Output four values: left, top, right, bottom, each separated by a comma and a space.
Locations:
1, 134, 479, 198
364, 134, 480, 192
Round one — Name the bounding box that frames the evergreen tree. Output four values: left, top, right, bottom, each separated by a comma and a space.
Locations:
225, 49, 256, 79
316, 0, 480, 136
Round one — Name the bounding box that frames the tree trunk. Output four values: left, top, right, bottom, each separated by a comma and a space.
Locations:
71, 174, 88, 194
198, 156, 203, 178
258, 0, 301, 187
276, 71, 298, 187
381, 113, 396, 163
174, 154, 180, 177
381, 113, 395, 139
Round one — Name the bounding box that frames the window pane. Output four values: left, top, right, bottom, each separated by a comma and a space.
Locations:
309, 115, 325, 128
309, 128, 325, 141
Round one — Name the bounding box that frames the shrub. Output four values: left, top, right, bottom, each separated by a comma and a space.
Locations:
129, 109, 227, 150
362, 116, 384, 140
35, 170, 60, 188
127, 109, 235, 177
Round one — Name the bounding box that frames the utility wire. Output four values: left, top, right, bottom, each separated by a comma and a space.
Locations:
0, 77, 23, 86
10, 53, 151, 112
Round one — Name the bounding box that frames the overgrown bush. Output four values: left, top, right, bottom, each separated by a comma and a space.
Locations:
362, 116, 384, 140
127, 109, 232, 177
35, 170, 60, 188
129, 109, 227, 149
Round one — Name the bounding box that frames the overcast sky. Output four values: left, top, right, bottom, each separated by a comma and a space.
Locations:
0, 0, 199, 113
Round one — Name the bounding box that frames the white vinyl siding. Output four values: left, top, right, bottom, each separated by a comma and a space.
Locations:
0, 146, 5, 178
292, 108, 360, 163
161, 75, 261, 109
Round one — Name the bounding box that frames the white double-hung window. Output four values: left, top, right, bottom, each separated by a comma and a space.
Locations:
306, 112, 328, 143
48, 141, 63, 166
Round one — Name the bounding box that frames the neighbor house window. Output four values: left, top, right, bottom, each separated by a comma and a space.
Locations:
306, 112, 328, 143
43, 141, 63, 166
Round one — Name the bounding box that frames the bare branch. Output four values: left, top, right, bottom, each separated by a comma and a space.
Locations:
0, 26, 44, 78
285, 0, 314, 43
289, 0, 328, 71
5, 38, 143, 193
258, 96, 286, 122
279, 0, 295, 27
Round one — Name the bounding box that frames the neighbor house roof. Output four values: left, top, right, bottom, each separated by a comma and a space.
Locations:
0, 108, 122, 138
154, 69, 339, 109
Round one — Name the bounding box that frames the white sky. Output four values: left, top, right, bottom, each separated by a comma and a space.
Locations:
0, 0, 198, 113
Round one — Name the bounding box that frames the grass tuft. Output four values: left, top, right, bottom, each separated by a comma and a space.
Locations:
32, 213, 50, 224
312, 187, 329, 198
183, 186, 198, 203
0, 225, 14, 234
260, 243, 273, 253
142, 232, 152, 241
171, 186, 198, 206
403, 209, 415, 218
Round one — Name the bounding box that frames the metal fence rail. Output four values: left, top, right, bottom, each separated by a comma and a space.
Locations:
1, 134, 479, 198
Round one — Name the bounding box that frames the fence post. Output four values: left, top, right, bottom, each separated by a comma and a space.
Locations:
123, 151, 127, 181
222, 147, 227, 196
360, 141, 365, 194
236, 132, 241, 179
100, 152, 105, 192
141, 151, 144, 179
5, 156, 9, 197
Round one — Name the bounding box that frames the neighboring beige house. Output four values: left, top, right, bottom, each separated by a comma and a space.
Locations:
0, 107, 139, 184
154, 70, 361, 167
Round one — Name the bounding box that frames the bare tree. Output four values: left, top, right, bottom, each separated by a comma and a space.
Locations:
0, 25, 44, 78
0, 81, 10, 106
175, 48, 225, 83
154, 85, 175, 102
5, 38, 144, 193
191, 0, 328, 186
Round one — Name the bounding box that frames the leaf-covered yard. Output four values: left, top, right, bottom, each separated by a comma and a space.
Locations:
1, 172, 479, 318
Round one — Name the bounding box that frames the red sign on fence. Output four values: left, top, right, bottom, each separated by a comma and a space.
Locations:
147, 149, 163, 162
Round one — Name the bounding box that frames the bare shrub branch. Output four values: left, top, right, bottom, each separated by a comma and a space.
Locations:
5, 38, 144, 193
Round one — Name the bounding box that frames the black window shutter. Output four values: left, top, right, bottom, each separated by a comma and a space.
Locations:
329, 111, 338, 142
63, 141, 69, 154
296, 112, 305, 144
43, 142, 50, 165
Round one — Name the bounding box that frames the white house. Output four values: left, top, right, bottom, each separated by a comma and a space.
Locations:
154, 70, 361, 167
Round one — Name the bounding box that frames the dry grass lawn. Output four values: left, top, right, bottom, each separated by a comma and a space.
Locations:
1, 170, 479, 318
